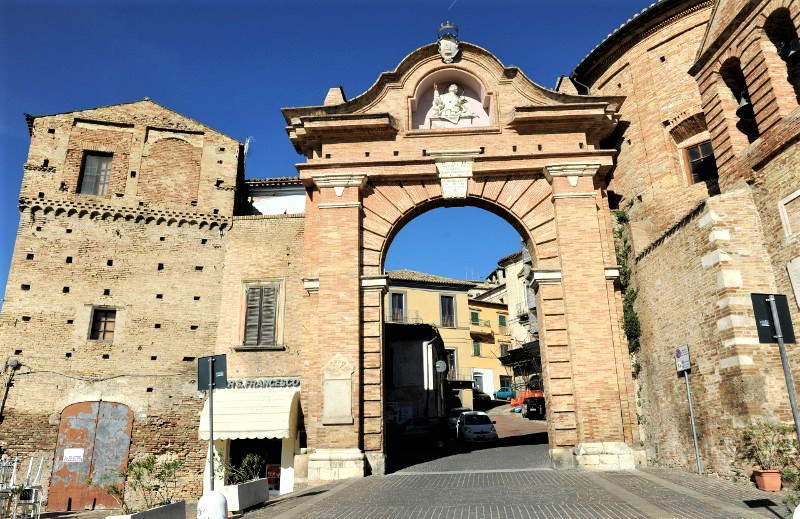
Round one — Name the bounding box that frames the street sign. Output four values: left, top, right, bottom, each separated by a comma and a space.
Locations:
197, 355, 227, 390
751, 293, 796, 344
675, 344, 691, 373
435, 360, 447, 373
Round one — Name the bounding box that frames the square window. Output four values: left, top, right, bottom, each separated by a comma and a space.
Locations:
103, 289, 110, 296
66, 256, 73, 264
78, 152, 113, 196
25, 253, 34, 260
686, 141, 718, 186
89, 308, 116, 341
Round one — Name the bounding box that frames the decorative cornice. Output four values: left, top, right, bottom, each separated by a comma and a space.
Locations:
318, 201, 362, 209
552, 192, 597, 200
543, 163, 602, 185
303, 278, 320, 294
361, 276, 388, 290
310, 173, 368, 197
19, 196, 230, 231
529, 269, 562, 288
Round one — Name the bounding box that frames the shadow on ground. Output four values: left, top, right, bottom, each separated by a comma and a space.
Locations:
386, 431, 549, 473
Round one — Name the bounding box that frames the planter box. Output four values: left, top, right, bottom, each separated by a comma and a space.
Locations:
107, 500, 185, 519
219, 478, 269, 512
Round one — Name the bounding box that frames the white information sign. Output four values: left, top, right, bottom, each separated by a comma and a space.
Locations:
435, 360, 447, 373
63, 448, 84, 463
675, 344, 691, 372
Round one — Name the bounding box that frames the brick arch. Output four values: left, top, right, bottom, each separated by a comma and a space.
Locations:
351, 171, 637, 469
360, 175, 558, 278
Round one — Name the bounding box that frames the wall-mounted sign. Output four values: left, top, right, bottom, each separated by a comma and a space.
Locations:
63, 448, 84, 463
675, 344, 691, 373
226, 377, 300, 389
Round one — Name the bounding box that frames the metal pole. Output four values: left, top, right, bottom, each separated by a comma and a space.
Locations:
208, 356, 215, 491
767, 295, 800, 444
684, 372, 703, 474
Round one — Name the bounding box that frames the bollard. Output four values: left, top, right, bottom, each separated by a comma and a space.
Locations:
197, 490, 227, 519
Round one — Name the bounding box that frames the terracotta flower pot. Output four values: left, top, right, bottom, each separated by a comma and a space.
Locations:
753, 469, 782, 492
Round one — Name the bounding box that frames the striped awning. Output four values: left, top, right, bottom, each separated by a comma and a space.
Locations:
199, 388, 299, 440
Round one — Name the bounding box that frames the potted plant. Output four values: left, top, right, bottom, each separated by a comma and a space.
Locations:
102, 454, 185, 519
742, 421, 794, 492
217, 453, 269, 512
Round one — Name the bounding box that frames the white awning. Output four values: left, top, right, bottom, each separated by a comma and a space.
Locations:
199, 388, 299, 440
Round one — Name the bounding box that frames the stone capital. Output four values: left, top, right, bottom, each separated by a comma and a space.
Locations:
528, 269, 562, 289
310, 173, 368, 197
543, 163, 601, 187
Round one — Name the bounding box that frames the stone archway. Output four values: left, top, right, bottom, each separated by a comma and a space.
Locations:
289, 39, 640, 479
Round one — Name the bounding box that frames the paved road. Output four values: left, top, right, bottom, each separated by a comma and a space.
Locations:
246, 409, 791, 519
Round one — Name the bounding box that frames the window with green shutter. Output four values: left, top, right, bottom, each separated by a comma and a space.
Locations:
470, 311, 479, 325
244, 285, 277, 346
472, 340, 481, 356
499, 314, 507, 327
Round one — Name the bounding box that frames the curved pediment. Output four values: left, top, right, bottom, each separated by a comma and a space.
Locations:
282, 41, 625, 155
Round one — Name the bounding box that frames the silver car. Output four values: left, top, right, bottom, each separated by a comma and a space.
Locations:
446, 407, 471, 437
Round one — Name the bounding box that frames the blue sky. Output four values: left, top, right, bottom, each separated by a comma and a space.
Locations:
0, 0, 652, 291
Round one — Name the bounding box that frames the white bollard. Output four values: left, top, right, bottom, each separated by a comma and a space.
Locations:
197, 491, 227, 519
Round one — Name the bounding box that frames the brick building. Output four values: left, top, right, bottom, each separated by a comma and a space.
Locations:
1, 0, 799, 510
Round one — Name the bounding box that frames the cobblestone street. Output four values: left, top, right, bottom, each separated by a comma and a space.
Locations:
247, 410, 792, 519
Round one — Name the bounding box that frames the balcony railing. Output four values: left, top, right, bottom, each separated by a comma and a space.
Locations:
470, 318, 491, 327
385, 315, 423, 324
498, 325, 508, 336
446, 368, 474, 382
515, 304, 529, 317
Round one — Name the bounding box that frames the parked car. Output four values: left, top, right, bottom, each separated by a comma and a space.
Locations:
522, 396, 546, 420
446, 407, 471, 437
494, 386, 515, 400
456, 411, 499, 443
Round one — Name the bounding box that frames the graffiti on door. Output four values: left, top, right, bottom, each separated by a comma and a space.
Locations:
48, 401, 133, 511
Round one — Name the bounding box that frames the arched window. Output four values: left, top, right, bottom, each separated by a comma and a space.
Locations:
720, 58, 760, 143
764, 8, 800, 103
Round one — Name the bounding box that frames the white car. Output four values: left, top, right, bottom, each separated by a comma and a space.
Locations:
456, 411, 499, 443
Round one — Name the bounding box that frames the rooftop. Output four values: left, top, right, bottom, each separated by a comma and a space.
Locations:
387, 269, 478, 287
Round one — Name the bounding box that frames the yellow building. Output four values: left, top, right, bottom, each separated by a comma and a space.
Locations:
385, 270, 508, 408
467, 299, 512, 396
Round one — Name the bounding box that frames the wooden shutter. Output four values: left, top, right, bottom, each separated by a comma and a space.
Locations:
244, 287, 261, 345
259, 286, 277, 345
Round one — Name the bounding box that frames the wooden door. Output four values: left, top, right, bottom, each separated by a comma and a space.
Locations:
48, 401, 133, 511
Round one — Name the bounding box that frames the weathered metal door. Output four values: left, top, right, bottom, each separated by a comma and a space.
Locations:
48, 401, 133, 511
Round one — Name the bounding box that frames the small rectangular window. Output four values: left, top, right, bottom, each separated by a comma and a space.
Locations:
686, 141, 718, 188
440, 295, 455, 327
244, 285, 278, 346
89, 308, 116, 341
472, 340, 481, 357
470, 311, 479, 325
78, 152, 113, 196
390, 292, 405, 322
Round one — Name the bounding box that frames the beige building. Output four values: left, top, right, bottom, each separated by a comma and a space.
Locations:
385, 270, 508, 407
467, 298, 512, 395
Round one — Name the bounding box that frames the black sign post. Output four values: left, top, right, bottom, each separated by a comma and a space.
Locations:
751, 294, 799, 444
198, 355, 227, 491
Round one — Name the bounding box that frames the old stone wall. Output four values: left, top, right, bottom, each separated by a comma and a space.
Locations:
634, 187, 797, 474
0, 99, 239, 504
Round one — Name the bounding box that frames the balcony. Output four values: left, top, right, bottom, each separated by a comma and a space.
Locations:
446, 368, 474, 388
515, 303, 529, 318
385, 315, 423, 324
469, 318, 492, 336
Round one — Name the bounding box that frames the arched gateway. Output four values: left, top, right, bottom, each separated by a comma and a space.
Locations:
285, 29, 639, 476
